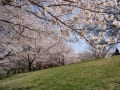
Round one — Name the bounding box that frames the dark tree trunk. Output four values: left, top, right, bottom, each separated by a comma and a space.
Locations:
28, 62, 32, 71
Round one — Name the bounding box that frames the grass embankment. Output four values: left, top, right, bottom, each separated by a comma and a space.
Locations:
0, 56, 120, 90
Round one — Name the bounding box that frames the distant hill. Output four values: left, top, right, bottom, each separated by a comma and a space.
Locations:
0, 56, 120, 90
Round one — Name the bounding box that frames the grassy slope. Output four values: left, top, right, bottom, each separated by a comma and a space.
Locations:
0, 56, 120, 90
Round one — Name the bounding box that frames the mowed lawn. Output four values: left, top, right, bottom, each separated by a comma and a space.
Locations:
0, 56, 120, 90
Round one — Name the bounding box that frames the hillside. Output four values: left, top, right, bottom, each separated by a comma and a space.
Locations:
0, 56, 120, 90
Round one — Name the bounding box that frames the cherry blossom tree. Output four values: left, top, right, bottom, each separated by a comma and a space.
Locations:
0, 0, 120, 59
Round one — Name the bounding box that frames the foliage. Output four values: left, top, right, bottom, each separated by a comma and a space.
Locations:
0, 0, 120, 58
0, 0, 120, 76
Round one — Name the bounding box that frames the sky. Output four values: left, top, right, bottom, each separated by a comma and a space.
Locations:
70, 39, 89, 53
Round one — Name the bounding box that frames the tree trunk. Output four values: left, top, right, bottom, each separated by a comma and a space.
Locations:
28, 62, 32, 71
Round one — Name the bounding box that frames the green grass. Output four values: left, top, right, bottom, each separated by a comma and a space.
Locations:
0, 56, 120, 90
